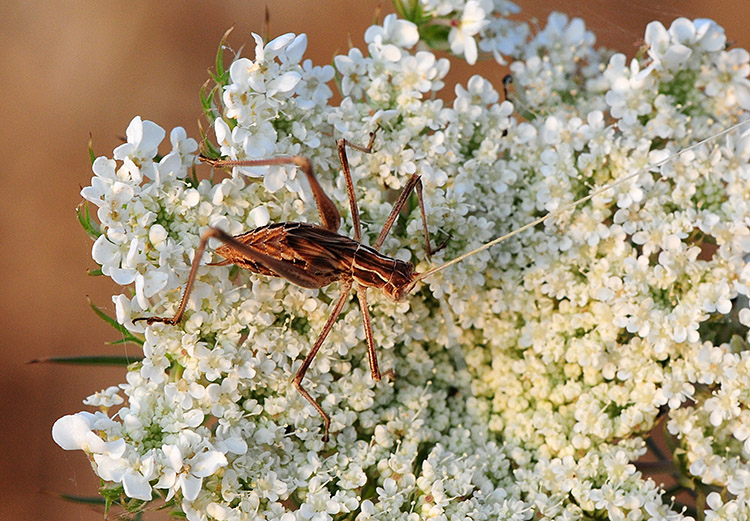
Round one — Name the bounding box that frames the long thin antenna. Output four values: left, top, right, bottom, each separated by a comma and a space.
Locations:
414, 118, 750, 284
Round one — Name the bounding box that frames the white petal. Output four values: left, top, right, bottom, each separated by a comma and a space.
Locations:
449, 28, 462, 55
248, 205, 270, 227
52, 413, 99, 451
464, 35, 478, 65
162, 444, 184, 471
221, 437, 248, 455
183, 409, 205, 428
138, 120, 166, 157
155, 468, 177, 490
252, 34, 265, 62
110, 267, 138, 285
695, 19, 725, 51
113, 294, 132, 324
229, 57, 255, 85
135, 274, 151, 309
669, 18, 695, 44
379, 43, 403, 62
184, 188, 201, 207
143, 271, 169, 298
158, 151, 182, 177
662, 44, 692, 68
644, 21, 668, 47
80, 178, 109, 205
706, 492, 723, 510
119, 158, 143, 184
92, 235, 120, 266
363, 24, 382, 45
92, 157, 117, 180
111, 178, 135, 198
269, 71, 301, 94
214, 118, 233, 148
124, 116, 145, 147
180, 474, 203, 502
102, 438, 127, 458
112, 142, 135, 161
149, 224, 168, 247
736, 84, 750, 110
123, 471, 153, 501
94, 453, 128, 481
170, 126, 187, 147
395, 20, 419, 47
283, 33, 307, 63
266, 32, 296, 54
263, 168, 286, 192
123, 238, 140, 268
190, 451, 228, 477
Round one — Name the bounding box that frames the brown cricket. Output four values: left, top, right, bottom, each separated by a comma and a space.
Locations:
134, 130, 447, 441
133, 120, 731, 441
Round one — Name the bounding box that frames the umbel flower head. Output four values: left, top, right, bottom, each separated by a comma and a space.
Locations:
55, 5, 750, 521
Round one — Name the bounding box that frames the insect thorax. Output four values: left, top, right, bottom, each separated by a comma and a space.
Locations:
352, 245, 415, 300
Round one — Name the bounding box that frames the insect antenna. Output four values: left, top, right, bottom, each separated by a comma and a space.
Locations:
412, 118, 750, 286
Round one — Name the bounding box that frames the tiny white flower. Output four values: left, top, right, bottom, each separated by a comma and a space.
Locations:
156, 442, 228, 502
449, 1, 489, 65
113, 116, 166, 172
52, 413, 109, 452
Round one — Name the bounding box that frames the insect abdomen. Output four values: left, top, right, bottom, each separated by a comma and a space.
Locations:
214, 222, 359, 286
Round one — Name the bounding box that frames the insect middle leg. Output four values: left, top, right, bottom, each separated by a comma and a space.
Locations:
200, 155, 342, 233
292, 279, 353, 442
200, 130, 377, 236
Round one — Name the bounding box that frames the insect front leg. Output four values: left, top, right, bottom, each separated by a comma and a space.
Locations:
356, 284, 396, 382
293, 279, 353, 442
336, 127, 379, 242
373, 172, 450, 256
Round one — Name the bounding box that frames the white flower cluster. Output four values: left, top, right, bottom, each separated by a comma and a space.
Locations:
55, 6, 750, 521
415, 0, 528, 64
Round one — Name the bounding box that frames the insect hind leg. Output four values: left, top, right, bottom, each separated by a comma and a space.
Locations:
293, 279, 353, 442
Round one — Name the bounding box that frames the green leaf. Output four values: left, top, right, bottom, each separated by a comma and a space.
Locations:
88, 298, 145, 345
88, 268, 103, 276
200, 84, 217, 121
28, 355, 142, 366
89, 298, 127, 333
107, 337, 144, 346
393, 0, 429, 23
213, 27, 233, 86
99, 483, 126, 516
56, 492, 106, 505
76, 202, 101, 239
199, 124, 221, 160
87, 134, 96, 165
419, 24, 451, 51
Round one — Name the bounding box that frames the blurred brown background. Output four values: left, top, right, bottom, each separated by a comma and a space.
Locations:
1, 2, 747, 520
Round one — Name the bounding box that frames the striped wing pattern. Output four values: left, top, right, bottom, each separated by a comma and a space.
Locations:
213, 223, 359, 288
